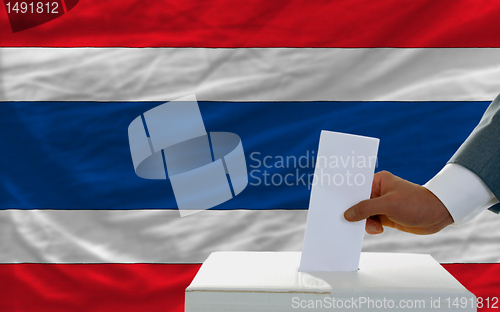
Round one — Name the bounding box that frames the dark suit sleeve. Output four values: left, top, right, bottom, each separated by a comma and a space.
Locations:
449, 94, 500, 213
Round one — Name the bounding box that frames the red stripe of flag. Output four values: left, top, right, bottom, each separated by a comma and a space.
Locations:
1, 0, 500, 47
0, 263, 201, 312
0, 263, 499, 312
443, 264, 500, 312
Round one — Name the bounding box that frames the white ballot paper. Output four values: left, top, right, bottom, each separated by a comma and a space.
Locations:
299, 131, 379, 272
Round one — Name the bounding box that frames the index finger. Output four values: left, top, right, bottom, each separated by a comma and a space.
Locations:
344, 196, 392, 222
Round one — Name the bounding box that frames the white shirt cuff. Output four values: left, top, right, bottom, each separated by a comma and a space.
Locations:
423, 163, 499, 226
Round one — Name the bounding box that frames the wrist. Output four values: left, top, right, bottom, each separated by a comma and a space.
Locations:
421, 186, 454, 233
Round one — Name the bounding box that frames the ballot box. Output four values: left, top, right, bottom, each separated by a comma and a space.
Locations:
185, 251, 476, 312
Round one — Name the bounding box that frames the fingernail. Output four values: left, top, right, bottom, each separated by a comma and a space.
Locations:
368, 223, 379, 233
344, 209, 355, 221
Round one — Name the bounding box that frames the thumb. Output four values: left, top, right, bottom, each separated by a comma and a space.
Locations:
344, 196, 391, 222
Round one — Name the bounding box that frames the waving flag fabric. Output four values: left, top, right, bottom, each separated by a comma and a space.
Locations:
1, 1, 500, 312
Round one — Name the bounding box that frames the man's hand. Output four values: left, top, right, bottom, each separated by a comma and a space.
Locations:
344, 171, 454, 235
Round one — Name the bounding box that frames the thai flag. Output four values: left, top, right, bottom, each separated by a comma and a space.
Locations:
1, 0, 500, 311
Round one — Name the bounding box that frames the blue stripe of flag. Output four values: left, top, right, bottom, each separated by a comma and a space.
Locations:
0, 101, 489, 209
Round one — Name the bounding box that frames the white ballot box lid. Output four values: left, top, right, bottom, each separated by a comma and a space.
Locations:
185, 252, 476, 312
